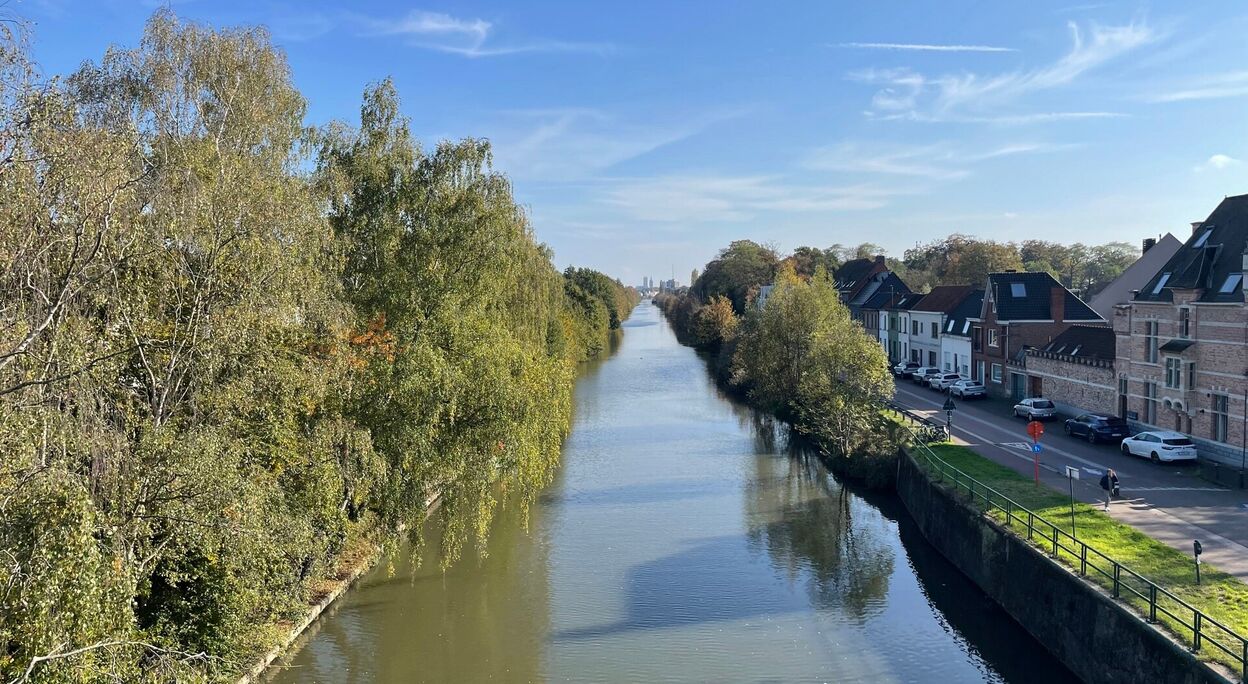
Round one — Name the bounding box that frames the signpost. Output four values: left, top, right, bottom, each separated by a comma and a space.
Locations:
1064, 465, 1080, 538
942, 396, 956, 431
1027, 421, 1045, 486
1193, 540, 1203, 584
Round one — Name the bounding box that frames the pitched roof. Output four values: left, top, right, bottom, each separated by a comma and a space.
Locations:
1134, 194, 1248, 303
943, 289, 984, 338
833, 256, 888, 302
860, 272, 911, 310
986, 271, 1102, 322
911, 284, 974, 313
886, 292, 926, 311
1036, 325, 1116, 361
1086, 233, 1182, 317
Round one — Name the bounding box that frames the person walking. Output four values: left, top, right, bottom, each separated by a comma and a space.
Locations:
1099, 468, 1119, 511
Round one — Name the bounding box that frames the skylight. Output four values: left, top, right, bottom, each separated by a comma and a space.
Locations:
947, 320, 955, 331
1152, 273, 1171, 294
962, 321, 970, 333
1071, 345, 1082, 355
1010, 282, 1026, 297
1219, 273, 1243, 294
1193, 228, 1213, 248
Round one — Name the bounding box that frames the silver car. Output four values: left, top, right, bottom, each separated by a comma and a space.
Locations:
911, 367, 941, 385
1013, 398, 1057, 421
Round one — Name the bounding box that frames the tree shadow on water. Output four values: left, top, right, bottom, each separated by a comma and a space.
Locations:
553, 534, 803, 641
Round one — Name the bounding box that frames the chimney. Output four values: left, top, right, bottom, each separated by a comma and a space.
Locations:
874, 255, 886, 266
1142, 237, 1156, 254
1191, 221, 1204, 235
1050, 286, 1066, 322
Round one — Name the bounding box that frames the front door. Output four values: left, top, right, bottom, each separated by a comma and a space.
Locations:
1029, 375, 1043, 398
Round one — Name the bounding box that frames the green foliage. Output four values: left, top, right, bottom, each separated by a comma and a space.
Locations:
0, 13, 635, 683
692, 295, 738, 348
692, 239, 779, 313
903, 234, 1137, 295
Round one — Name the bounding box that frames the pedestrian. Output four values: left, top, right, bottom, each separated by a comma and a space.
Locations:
1099, 468, 1119, 511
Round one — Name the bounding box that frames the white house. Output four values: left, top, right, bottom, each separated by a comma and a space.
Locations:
940, 289, 984, 379
908, 285, 973, 369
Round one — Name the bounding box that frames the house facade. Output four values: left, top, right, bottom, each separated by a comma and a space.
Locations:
885, 292, 926, 364
1114, 195, 1248, 467
833, 255, 891, 319
1023, 325, 1117, 418
941, 290, 983, 378
909, 285, 973, 370
971, 271, 1105, 401
859, 273, 910, 360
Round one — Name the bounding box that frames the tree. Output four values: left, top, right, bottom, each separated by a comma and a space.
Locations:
693, 295, 738, 347
694, 240, 779, 314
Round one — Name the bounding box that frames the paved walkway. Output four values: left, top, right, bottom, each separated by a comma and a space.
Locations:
893, 383, 1248, 582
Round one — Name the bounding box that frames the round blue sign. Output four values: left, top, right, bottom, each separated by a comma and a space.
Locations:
1031, 444, 1042, 453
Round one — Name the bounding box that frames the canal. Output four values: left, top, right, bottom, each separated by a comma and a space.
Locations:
268, 300, 1078, 683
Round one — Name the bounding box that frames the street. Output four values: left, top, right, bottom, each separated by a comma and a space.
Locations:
893, 381, 1248, 581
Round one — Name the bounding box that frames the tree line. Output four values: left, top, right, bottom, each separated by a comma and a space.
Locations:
655, 243, 897, 486
0, 12, 636, 683
685, 235, 1139, 311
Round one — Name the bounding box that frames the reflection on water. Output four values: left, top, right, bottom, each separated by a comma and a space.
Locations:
268, 301, 1078, 684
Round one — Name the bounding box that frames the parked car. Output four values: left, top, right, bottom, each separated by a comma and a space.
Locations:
949, 379, 985, 399
911, 367, 941, 385
892, 361, 921, 378
1063, 413, 1129, 444
929, 373, 963, 391
1012, 397, 1057, 421
1120, 431, 1198, 463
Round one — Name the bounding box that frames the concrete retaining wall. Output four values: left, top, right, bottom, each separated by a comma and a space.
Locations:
895, 452, 1231, 684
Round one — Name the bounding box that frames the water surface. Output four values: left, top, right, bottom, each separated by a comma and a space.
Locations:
269, 301, 1078, 683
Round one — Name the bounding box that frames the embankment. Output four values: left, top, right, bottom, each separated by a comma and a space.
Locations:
895, 451, 1230, 684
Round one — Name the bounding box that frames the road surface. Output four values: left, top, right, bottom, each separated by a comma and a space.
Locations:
893, 381, 1248, 581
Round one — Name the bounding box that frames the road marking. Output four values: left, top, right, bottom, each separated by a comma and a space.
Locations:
1001, 442, 1033, 451
1127, 486, 1229, 493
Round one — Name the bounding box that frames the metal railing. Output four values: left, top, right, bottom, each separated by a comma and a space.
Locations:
891, 404, 1247, 681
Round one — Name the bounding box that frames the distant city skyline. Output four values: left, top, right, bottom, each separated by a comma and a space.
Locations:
20, 1, 1248, 282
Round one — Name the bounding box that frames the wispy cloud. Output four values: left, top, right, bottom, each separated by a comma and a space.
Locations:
601, 176, 906, 223
804, 141, 1075, 179
851, 21, 1156, 123
1194, 154, 1241, 172
354, 9, 613, 57
837, 42, 1016, 53
1147, 71, 1248, 103
489, 107, 744, 182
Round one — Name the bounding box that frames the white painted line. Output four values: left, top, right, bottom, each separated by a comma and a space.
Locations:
1129, 487, 1231, 493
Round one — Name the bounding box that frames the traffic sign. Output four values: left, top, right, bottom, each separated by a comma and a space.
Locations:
942, 397, 956, 412
1064, 465, 1079, 479
1027, 420, 1045, 440
1032, 444, 1042, 453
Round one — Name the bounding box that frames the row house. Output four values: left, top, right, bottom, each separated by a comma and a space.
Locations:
941, 289, 984, 378
908, 285, 974, 369
882, 292, 927, 364
1114, 194, 1248, 467
859, 273, 911, 359
971, 271, 1105, 401
833, 255, 892, 320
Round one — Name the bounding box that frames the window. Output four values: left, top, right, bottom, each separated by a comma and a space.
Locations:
930, 321, 938, 339
1144, 382, 1157, 424
991, 363, 1003, 383
929, 350, 937, 366
1010, 282, 1026, 297
1164, 358, 1181, 389
1186, 362, 1196, 391
962, 321, 970, 334
1118, 376, 1128, 395
1220, 274, 1243, 294
976, 360, 985, 382
947, 320, 955, 332
1212, 394, 1230, 442
987, 328, 999, 348
944, 351, 952, 370
1151, 273, 1171, 295
1144, 320, 1158, 363
1193, 228, 1213, 248
912, 320, 919, 335
1179, 308, 1190, 338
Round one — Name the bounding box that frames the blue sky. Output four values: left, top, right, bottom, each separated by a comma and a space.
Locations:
18, 1, 1248, 286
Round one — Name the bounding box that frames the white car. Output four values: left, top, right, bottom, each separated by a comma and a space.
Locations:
949, 379, 985, 399
911, 367, 941, 385
1120, 431, 1198, 463
929, 373, 964, 391
1013, 398, 1057, 421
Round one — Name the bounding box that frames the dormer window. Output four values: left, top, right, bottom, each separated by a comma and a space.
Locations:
1152, 273, 1171, 295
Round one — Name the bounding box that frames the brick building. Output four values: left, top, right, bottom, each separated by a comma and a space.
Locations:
971, 271, 1105, 401
1114, 194, 1248, 467
1023, 325, 1117, 417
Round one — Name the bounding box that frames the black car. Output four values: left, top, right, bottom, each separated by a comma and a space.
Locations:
1063, 413, 1129, 444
